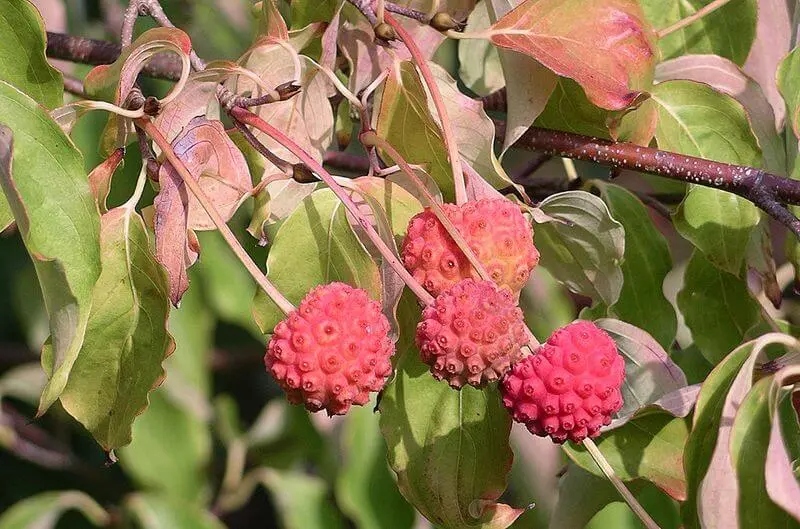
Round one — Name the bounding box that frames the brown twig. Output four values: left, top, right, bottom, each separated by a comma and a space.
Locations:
495, 121, 800, 237
44, 32, 800, 237
323, 151, 371, 174
61, 74, 86, 98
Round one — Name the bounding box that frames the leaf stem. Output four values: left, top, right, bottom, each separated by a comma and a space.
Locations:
582, 438, 661, 529
656, 0, 732, 39
383, 13, 467, 204
229, 107, 436, 306
362, 131, 489, 281
137, 117, 296, 315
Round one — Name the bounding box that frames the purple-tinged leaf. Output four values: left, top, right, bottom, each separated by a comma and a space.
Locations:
698, 333, 800, 529
595, 319, 688, 420
605, 384, 701, 431
765, 366, 800, 522
743, 0, 792, 129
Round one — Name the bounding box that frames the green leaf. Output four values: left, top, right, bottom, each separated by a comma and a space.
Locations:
534, 190, 625, 306
379, 293, 523, 529
730, 378, 800, 528
565, 412, 691, 501
0, 0, 63, 109
290, 0, 338, 28
336, 403, 415, 529
375, 60, 455, 202
0, 81, 102, 415
641, 0, 757, 65
0, 491, 109, 528
120, 284, 214, 503
253, 188, 381, 334
680, 342, 751, 529
52, 206, 173, 450
778, 45, 800, 141
677, 251, 763, 364
650, 80, 762, 274
535, 78, 610, 138
125, 494, 225, 529
593, 182, 677, 348
195, 229, 260, 336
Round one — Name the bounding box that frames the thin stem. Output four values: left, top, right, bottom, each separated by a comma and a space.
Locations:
383, 13, 466, 204
362, 131, 489, 282
121, 0, 140, 46
364, 132, 541, 350
137, 117, 296, 315
384, 2, 429, 23
230, 106, 436, 306
583, 438, 661, 529
657, 0, 732, 39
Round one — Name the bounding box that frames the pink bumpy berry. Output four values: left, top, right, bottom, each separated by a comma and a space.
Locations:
401, 198, 539, 298
415, 279, 527, 388
501, 321, 625, 444
265, 282, 394, 416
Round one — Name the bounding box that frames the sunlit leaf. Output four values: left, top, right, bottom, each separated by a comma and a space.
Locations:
489, 0, 657, 110
379, 292, 523, 529
252, 189, 381, 334
649, 80, 763, 274
52, 205, 174, 451
565, 411, 690, 500
640, 0, 757, 65
374, 60, 455, 201
0, 81, 101, 415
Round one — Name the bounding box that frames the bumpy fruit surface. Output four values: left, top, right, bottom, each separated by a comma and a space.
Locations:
415, 279, 527, 388
501, 321, 625, 443
265, 282, 394, 416
401, 199, 539, 298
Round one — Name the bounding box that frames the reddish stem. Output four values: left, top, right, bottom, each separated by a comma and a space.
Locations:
137, 117, 296, 315
230, 106, 436, 306
383, 13, 466, 204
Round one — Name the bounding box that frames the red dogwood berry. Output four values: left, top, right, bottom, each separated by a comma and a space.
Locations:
265, 282, 394, 415
401, 199, 539, 298
415, 279, 527, 388
501, 321, 625, 443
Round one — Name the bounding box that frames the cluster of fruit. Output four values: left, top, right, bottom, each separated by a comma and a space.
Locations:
264, 198, 626, 444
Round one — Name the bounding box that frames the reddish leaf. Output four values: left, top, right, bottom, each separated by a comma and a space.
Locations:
154, 117, 251, 305
88, 148, 125, 213
489, 0, 657, 110
258, 0, 289, 41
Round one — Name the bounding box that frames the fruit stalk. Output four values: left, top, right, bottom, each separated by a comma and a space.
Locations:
583, 438, 661, 529
382, 13, 467, 204
229, 106, 436, 306
137, 117, 296, 315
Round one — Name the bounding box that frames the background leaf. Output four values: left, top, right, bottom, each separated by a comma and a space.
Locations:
125, 493, 225, 529
0, 491, 108, 529
677, 252, 763, 364
0, 0, 63, 109
641, 0, 757, 65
